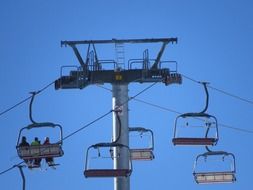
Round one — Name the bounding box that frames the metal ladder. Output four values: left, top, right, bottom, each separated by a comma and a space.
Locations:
115, 43, 125, 69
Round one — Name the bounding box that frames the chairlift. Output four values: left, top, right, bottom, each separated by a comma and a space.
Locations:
193, 151, 236, 184
16, 92, 64, 168
16, 122, 64, 160
84, 143, 132, 178
129, 127, 154, 160
172, 113, 218, 146
172, 82, 219, 146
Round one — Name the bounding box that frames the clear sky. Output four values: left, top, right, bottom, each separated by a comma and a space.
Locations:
1, 0, 253, 190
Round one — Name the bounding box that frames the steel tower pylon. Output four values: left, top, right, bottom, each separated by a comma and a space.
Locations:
55, 38, 182, 190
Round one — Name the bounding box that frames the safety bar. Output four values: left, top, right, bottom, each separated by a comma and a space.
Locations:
194, 151, 236, 173
173, 113, 219, 143
129, 127, 154, 150
84, 142, 132, 177
17, 123, 63, 147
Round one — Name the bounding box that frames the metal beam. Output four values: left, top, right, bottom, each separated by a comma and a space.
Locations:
70, 45, 86, 67
151, 42, 168, 69
61, 38, 177, 46
55, 69, 171, 89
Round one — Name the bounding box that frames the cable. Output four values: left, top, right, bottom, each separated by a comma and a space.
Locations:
62, 110, 113, 141
0, 111, 113, 176
133, 97, 253, 134
96, 82, 253, 135
64, 83, 157, 141
181, 74, 253, 106
96, 82, 157, 143
0, 161, 24, 175
181, 74, 200, 84
0, 81, 55, 117
0, 82, 157, 176
133, 98, 181, 115
219, 123, 253, 134
207, 85, 253, 106
127, 82, 158, 104
1, 111, 112, 176
95, 84, 112, 92
0, 97, 32, 117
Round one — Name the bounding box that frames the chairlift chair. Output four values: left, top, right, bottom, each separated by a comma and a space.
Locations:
129, 127, 154, 160
193, 151, 236, 184
16, 92, 64, 168
172, 112, 219, 146
84, 143, 132, 178
16, 122, 64, 162
172, 82, 219, 146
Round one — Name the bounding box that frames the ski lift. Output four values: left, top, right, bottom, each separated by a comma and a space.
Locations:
84, 143, 132, 178
172, 82, 219, 146
193, 151, 236, 184
172, 113, 218, 146
129, 127, 154, 160
16, 92, 64, 168
16, 123, 64, 160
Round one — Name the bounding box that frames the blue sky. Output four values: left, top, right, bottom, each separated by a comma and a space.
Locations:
1, 0, 253, 189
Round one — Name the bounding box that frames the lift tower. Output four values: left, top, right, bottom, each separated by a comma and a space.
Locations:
55, 38, 182, 190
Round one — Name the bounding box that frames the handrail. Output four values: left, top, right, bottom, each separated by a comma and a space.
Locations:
128, 58, 178, 72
